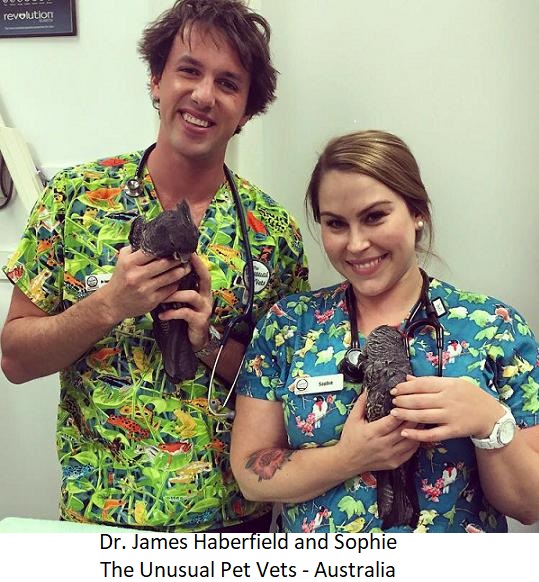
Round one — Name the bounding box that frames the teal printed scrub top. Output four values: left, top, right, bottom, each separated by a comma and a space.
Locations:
237, 279, 539, 533
3, 150, 309, 531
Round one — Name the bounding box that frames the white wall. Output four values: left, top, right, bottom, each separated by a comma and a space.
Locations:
0, 1, 158, 173
1, 0, 537, 532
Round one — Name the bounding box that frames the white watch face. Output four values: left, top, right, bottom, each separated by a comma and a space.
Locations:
498, 419, 516, 445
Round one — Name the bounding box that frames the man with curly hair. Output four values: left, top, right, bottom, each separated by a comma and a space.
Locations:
2, 0, 309, 533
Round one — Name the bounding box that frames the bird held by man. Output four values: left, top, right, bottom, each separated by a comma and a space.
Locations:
129, 201, 200, 384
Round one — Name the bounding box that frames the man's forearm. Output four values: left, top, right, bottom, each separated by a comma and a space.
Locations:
1, 291, 117, 384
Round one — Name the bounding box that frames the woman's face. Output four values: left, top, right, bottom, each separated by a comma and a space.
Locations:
318, 170, 421, 302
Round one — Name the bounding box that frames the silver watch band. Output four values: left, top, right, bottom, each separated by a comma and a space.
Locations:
195, 325, 222, 359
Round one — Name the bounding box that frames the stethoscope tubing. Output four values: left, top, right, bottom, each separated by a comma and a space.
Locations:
125, 144, 256, 420
342, 269, 445, 380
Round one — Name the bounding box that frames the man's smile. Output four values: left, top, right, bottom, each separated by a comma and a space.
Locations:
181, 111, 214, 128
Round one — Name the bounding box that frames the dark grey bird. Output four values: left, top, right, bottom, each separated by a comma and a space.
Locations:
363, 325, 420, 530
129, 201, 200, 384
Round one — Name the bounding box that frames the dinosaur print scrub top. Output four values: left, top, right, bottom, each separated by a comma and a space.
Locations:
237, 279, 539, 533
3, 150, 309, 531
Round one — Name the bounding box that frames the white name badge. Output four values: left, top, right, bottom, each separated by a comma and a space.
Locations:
85, 273, 112, 291
431, 297, 447, 317
243, 260, 270, 294
293, 374, 344, 395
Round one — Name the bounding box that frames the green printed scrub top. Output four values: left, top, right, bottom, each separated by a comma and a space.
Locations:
237, 279, 539, 533
3, 150, 309, 531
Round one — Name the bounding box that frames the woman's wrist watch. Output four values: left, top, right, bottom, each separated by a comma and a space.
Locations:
470, 403, 516, 449
195, 325, 222, 359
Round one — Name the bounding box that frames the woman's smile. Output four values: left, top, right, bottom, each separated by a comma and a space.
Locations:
346, 253, 388, 276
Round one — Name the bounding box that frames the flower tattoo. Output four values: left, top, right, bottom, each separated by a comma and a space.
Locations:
245, 448, 294, 481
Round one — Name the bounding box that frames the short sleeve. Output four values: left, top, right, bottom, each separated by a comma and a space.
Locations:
485, 308, 539, 427
277, 216, 310, 296
236, 302, 297, 401
2, 171, 67, 314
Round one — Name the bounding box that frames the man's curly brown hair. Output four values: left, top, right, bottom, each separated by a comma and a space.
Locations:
138, 0, 277, 119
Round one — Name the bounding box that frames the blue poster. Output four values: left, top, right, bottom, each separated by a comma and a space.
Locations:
0, 0, 76, 38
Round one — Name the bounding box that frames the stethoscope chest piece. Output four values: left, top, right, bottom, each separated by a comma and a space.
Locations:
124, 143, 157, 198
124, 178, 142, 197
339, 347, 365, 383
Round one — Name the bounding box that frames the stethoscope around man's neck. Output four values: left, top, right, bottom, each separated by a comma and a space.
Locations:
124, 143, 256, 420
339, 268, 445, 382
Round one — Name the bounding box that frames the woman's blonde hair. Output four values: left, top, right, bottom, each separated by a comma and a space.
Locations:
305, 130, 433, 254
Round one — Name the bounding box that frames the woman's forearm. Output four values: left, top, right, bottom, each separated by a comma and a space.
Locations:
233, 443, 360, 504
476, 426, 539, 525
231, 394, 420, 505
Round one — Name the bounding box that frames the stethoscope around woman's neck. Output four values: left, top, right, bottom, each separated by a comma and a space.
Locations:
124, 143, 256, 421
339, 268, 445, 382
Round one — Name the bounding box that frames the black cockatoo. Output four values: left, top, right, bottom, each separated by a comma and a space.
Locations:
129, 200, 200, 384
363, 324, 420, 530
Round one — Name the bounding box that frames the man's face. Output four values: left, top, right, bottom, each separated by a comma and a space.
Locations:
151, 25, 251, 166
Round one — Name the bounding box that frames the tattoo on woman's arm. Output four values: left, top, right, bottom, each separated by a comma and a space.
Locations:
245, 448, 295, 481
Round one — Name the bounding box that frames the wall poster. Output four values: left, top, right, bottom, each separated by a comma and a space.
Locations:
1, 0, 76, 38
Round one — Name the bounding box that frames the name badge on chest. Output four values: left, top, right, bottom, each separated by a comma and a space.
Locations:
85, 273, 112, 291
293, 373, 344, 395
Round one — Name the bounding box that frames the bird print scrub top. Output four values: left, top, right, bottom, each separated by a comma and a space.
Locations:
237, 278, 539, 533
